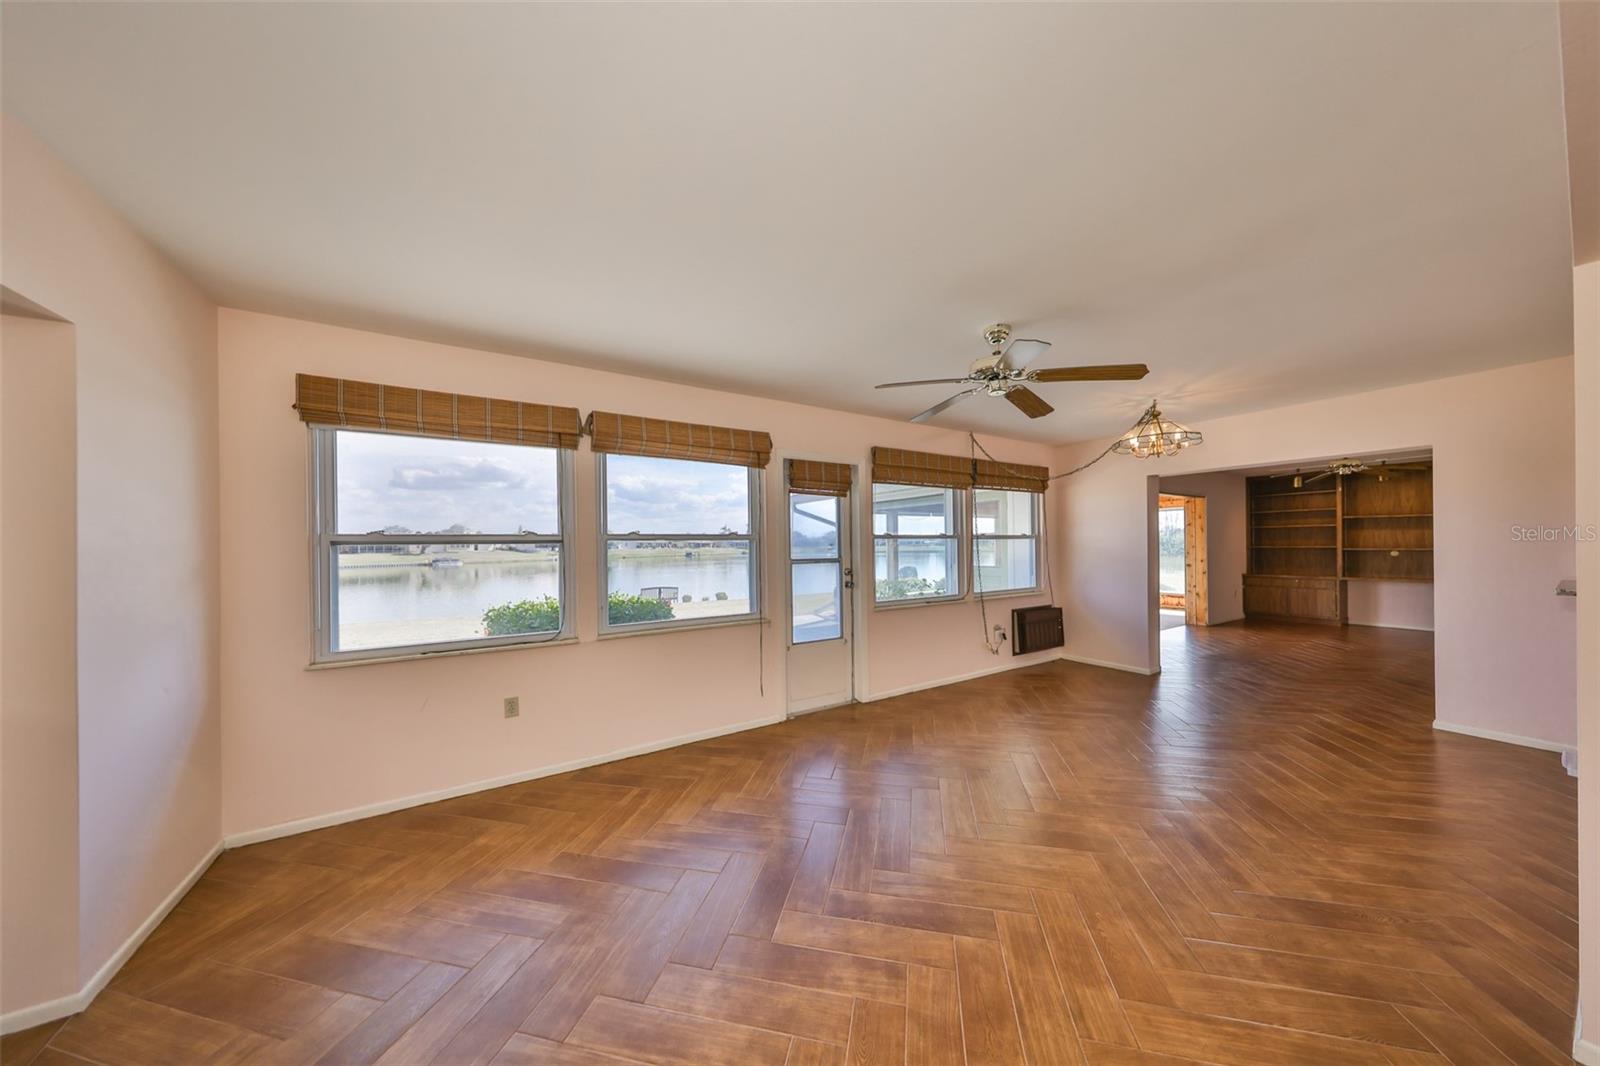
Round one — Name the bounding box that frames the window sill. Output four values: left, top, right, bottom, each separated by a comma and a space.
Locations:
872, 588, 1045, 611
308, 635, 578, 670
596, 616, 770, 640
872, 594, 967, 611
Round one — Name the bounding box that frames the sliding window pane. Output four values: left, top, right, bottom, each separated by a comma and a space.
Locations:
333, 543, 563, 651
335, 430, 560, 536
605, 539, 752, 624
873, 483, 955, 536
791, 494, 840, 559
605, 454, 751, 535
792, 562, 842, 643
974, 537, 1036, 593
973, 488, 1035, 536
874, 536, 958, 600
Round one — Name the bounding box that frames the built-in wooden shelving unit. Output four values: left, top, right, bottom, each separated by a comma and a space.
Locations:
1242, 460, 1432, 622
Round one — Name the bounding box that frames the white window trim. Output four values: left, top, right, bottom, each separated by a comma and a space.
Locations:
972, 490, 1044, 598
309, 426, 576, 665
595, 454, 764, 636
871, 483, 967, 608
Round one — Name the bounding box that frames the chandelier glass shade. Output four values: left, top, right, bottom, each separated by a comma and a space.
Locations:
1111, 401, 1203, 459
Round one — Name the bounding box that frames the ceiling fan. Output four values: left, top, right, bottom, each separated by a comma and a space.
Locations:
875, 324, 1149, 423
1295, 458, 1430, 485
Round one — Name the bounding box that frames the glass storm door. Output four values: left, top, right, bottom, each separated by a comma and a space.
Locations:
785, 487, 855, 714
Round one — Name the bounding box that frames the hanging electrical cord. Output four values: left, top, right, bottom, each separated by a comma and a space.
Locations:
965, 426, 1123, 652
969, 435, 1002, 655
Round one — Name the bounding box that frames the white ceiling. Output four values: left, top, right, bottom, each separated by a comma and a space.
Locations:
1, 2, 1575, 443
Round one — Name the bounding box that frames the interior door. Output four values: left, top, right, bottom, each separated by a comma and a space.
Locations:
785, 486, 854, 715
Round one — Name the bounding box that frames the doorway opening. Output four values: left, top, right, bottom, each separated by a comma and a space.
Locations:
1158, 492, 1208, 629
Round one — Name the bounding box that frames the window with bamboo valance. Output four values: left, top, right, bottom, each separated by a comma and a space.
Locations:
786, 459, 852, 497
293, 374, 581, 450
586, 411, 773, 469
870, 447, 1049, 493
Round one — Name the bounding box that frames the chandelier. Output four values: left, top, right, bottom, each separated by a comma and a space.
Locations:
1111, 401, 1203, 459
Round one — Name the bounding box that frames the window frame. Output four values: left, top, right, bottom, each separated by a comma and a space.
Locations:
971, 487, 1043, 598
871, 482, 967, 608
309, 426, 576, 665
788, 490, 846, 646
596, 453, 764, 636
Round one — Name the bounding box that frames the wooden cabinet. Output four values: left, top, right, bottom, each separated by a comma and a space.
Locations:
1243, 461, 1431, 623
1243, 574, 1346, 623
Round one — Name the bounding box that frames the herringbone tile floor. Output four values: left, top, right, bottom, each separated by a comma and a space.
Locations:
4, 621, 1578, 1065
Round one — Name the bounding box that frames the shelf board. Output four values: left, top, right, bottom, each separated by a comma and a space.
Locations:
1253, 544, 1335, 549
1251, 506, 1337, 515
1252, 522, 1336, 528
1343, 513, 1432, 519
1252, 489, 1336, 499
1343, 547, 1432, 552
1247, 572, 1339, 579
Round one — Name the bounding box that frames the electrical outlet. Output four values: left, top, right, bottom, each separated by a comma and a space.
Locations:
503, 696, 520, 719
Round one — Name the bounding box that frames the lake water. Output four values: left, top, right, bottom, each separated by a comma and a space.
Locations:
333, 547, 948, 650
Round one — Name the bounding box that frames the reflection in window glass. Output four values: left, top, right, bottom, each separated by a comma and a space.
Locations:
792, 562, 841, 643
1159, 506, 1185, 596
973, 488, 1039, 594
316, 428, 569, 662
335, 430, 559, 535
873, 481, 961, 602
790, 494, 839, 559
599, 454, 760, 630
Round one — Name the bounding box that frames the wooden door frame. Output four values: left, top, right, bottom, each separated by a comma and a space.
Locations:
1158, 493, 1210, 626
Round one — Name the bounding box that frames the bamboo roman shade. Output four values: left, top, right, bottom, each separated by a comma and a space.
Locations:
870, 446, 1049, 493
294, 374, 581, 450
586, 411, 773, 469
786, 459, 852, 497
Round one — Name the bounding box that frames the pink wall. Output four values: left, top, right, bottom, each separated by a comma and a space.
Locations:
1346, 579, 1434, 631
1157, 471, 1247, 625
1574, 260, 1598, 1059
1053, 356, 1578, 747
0, 118, 221, 999
1, 312, 79, 1014
217, 310, 1059, 838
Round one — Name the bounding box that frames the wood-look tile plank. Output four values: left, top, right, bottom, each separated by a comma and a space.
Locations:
774, 910, 956, 969
996, 910, 1086, 1064
646, 961, 854, 1044
954, 935, 1025, 1064
714, 935, 907, 1004
905, 965, 962, 1066
566, 996, 792, 1066
847, 998, 906, 1066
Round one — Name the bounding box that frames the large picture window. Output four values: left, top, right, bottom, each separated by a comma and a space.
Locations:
973, 488, 1040, 594
312, 428, 573, 662
873, 483, 961, 603
599, 454, 762, 631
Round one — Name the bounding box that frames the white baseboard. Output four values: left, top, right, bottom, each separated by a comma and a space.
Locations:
1432, 719, 1578, 773
225, 712, 785, 848
864, 656, 1057, 702
1060, 652, 1159, 676
0, 840, 222, 1036
1574, 1035, 1599, 1065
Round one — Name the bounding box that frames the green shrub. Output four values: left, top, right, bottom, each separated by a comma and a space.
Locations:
482, 596, 562, 635
483, 592, 675, 635
875, 576, 944, 600
606, 592, 676, 625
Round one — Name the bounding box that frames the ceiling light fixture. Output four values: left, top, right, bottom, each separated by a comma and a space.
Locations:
1111, 401, 1203, 459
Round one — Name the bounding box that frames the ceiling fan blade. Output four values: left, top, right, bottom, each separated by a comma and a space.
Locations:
875, 378, 969, 389
1029, 363, 1150, 383
1000, 338, 1052, 371
1304, 470, 1335, 483
909, 390, 979, 424
1005, 387, 1054, 419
